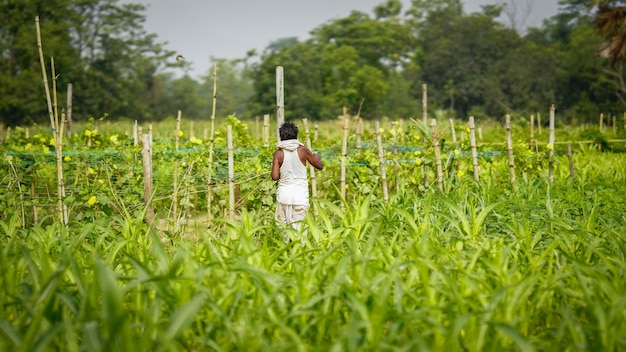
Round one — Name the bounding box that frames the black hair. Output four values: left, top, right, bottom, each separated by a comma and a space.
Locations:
279, 121, 298, 140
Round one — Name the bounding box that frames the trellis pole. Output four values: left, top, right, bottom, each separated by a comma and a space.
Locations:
375, 121, 389, 203
430, 119, 444, 192
207, 62, 218, 225
340, 118, 349, 204
66, 83, 73, 139
227, 125, 235, 221
276, 66, 284, 142
302, 118, 318, 215
469, 116, 479, 181
172, 110, 182, 228
422, 84, 429, 188
36, 16, 67, 224
505, 114, 516, 183
263, 114, 270, 147
549, 104, 556, 183
141, 133, 154, 223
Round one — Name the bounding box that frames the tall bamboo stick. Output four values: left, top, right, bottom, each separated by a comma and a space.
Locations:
449, 118, 459, 173
263, 114, 270, 147
141, 134, 154, 223
567, 144, 575, 181
173, 110, 182, 227
600, 113, 604, 133
530, 114, 535, 151
469, 116, 479, 181
133, 120, 138, 146
340, 118, 349, 202
505, 114, 516, 183
227, 125, 235, 221
430, 119, 444, 192
375, 121, 389, 203
66, 83, 73, 139
422, 84, 429, 188
302, 118, 318, 215
207, 62, 218, 225
276, 66, 284, 142
549, 105, 556, 183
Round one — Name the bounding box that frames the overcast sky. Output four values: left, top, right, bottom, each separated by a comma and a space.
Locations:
123, 0, 561, 78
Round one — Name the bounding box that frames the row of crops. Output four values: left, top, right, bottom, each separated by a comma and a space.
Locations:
1, 116, 625, 350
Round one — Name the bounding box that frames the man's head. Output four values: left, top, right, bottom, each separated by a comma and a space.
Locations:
279, 121, 298, 141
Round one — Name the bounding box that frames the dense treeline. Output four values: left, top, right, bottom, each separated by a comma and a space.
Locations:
1, 0, 624, 126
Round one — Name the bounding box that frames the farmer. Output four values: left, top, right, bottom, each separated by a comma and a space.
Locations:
271, 121, 323, 241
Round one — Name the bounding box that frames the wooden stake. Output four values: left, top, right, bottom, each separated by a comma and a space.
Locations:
375, 121, 389, 203
141, 133, 154, 223
549, 104, 556, 183
469, 116, 479, 181
263, 114, 270, 147
567, 144, 575, 181
422, 84, 429, 188
227, 125, 235, 221
276, 66, 284, 143
340, 118, 350, 204
303, 118, 318, 215
340, 118, 349, 203
600, 113, 604, 133
430, 119, 444, 192
505, 114, 516, 183
173, 110, 182, 227
66, 83, 73, 139
356, 118, 363, 150
207, 62, 218, 225
133, 120, 138, 146
530, 114, 536, 151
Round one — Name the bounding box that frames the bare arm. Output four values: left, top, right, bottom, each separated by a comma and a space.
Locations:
271, 149, 283, 181
299, 146, 323, 170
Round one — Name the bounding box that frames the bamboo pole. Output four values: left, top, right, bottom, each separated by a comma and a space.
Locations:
505, 114, 516, 183
172, 110, 182, 228
340, 118, 349, 202
613, 114, 617, 135
449, 118, 459, 173
227, 125, 235, 221
263, 114, 270, 147
31, 183, 38, 224
302, 118, 318, 215
35, 17, 56, 146
51, 56, 68, 224
356, 118, 363, 150
276, 66, 284, 143
422, 84, 429, 188
314, 124, 319, 141
375, 121, 389, 203
207, 62, 218, 225
549, 105, 556, 183
66, 83, 73, 139
133, 120, 138, 146
600, 113, 604, 133
141, 133, 154, 223
567, 144, 575, 181
530, 114, 536, 151
0, 124, 4, 144
430, 119, 444, 192
469, 116, 479, 181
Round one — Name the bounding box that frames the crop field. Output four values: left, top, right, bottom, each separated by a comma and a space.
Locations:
1, 116, 625, 351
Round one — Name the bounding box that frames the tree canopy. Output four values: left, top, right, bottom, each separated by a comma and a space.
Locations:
0, 0, 624, 126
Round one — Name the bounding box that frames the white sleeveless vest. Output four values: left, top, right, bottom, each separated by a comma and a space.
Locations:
276, 140, 308, 205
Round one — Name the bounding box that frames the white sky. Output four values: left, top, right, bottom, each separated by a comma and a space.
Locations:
123, 0, 561, 78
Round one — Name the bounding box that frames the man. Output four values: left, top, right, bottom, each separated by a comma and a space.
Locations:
271, 122, 323, 240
